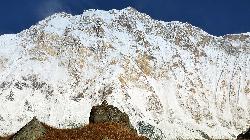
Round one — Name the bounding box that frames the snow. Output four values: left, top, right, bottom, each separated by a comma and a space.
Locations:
44, 15, 72, 36
189, 36, 198, 44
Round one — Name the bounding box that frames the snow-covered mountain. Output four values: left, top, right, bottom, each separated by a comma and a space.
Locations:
0, 7, 249, 139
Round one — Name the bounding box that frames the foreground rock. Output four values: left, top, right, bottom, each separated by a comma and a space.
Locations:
12, 117, 46, 140
237, 128, 250, 139
89, 100, 136, 133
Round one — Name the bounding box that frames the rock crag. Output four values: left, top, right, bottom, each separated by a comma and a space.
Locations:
89, 100, 136, 133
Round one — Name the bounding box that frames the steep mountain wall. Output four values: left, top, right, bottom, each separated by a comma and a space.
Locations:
0, 7, 249, 139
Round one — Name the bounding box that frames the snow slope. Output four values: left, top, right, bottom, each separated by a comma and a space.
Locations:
0, 7, 249, 139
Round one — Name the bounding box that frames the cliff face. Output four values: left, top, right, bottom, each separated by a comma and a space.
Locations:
0, 7, 249, 139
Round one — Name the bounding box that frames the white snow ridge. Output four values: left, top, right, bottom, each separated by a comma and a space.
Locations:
0, 7, 249, 139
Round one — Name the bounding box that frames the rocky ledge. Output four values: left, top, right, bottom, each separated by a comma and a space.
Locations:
0, 101, 148, 140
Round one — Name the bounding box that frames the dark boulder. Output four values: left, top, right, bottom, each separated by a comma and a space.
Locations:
89, 100, 136, 133
12, 117, 46, 140
237, 128, 250, 140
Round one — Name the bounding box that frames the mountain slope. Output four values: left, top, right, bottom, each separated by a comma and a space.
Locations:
0, 7, 249, 139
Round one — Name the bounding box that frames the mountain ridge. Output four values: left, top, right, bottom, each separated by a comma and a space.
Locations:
0, 7, 249, 139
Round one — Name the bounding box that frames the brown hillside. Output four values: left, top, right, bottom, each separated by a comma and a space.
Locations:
40, 122, 148, 140
0, 122, 148, 140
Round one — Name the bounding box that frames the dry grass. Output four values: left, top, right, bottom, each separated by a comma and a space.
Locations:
41, 122, 148, 140
1, 122, 148, 140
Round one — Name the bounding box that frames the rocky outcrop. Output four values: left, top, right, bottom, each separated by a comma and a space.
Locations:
12, 117, 46, 140
237, 128, 250, 140
89, 100, 136, 133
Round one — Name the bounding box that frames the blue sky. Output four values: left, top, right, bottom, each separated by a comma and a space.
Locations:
0, 0, 249, 36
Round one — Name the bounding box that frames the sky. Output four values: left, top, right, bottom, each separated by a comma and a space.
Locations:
0, 0, 249, 36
